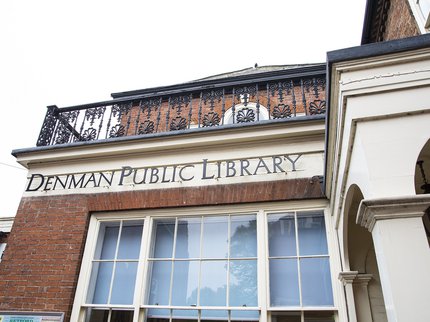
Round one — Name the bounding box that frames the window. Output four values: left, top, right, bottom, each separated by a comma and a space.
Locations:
412, 0, 430, 30
268, 212, 333, 307
147, 215, 258, 321
72, 207, 334, 322
0, 243, 6, 262
417, 0, 430, 27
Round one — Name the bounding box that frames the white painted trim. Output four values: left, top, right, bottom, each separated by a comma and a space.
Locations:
356, 195, 430, 231
70, 201, 338, 322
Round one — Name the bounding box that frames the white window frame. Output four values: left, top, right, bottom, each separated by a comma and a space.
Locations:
70, 200, 338, 322
409, 0, 430, 32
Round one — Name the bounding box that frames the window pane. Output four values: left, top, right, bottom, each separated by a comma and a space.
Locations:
153, 220, 176, 258
229, 260, 257, 307
87, 262, 113, 304
230, 215, 257, 258
172, 261, 199, 306
268, 214, 296, 257
98, 224, 119, 260
201, 310, 228, 320
200, 261, 227, 306
110, 262, 138, 304
297, 212, 328, 256
231, 310, 259, 321
147, 308, 170, 321
85, 308, 109, 322
271, 312, 301, 322
172, 309, 198, 320
300, 258, 333, 306
304, 311, 335, 322
269, 258, 299, 306
117, 222, 143, 259
176, 218, 201, 259
110, 310, 134, 322
148, 261, 172, 305
202, 217, 228, 258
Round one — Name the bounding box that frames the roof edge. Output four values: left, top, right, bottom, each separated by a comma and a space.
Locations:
110, 64, 325, 99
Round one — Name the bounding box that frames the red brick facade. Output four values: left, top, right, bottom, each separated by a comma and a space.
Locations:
384, 0, 420, 41
0, 178, 324, 321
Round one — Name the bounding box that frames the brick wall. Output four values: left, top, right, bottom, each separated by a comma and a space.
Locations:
384, 0, 420, 41
0, 178, 324, 321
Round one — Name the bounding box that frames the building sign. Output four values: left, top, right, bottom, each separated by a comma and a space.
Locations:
0, 312, 63, 322
24, 153, 323, 196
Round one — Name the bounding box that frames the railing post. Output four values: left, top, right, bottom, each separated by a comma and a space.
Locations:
36, 105, 59, 146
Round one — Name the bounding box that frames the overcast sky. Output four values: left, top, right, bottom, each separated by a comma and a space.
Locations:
0, 0, 367, 218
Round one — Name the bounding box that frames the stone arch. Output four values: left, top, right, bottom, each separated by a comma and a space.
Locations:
343, 183, 387, 322
415, 138, 430, 195
415, 138, 430, 245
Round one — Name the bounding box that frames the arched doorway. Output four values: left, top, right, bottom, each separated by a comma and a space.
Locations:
343, 184, 387, 322
415, 138, 430, 246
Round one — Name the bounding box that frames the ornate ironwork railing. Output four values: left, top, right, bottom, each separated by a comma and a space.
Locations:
36, 66, 327, 147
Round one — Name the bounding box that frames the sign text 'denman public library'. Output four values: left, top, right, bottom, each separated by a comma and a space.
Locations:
24, 153, 321, 194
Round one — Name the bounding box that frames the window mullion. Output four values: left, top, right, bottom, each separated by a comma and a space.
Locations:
226, 215, 231, 311
168, 218, 178, 308
258, 209, 268, 322
294, 212, 303, 308
134, 216, 151, 322
198, 216, 204, 318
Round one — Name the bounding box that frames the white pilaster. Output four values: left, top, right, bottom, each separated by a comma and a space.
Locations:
339, 271, 358, 322
353, 274, 373, 322
357, 195, 430, 322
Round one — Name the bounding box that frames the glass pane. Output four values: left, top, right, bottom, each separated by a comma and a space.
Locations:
172, 261, 199, 306
200, 261, 227, 306
118, 222, 144, 259
268, 213, 296, 257
297, 212, 328, 256
229, 260, 257, 307
230, 215, 257, 258
202, 216, 228, 258
271, 312, 301, 322
201, 310, 228, 320
153, 220, 176, 258
148, 261, 172, 305
269, 258, 299, 306
111, 262, 138, 304
85, 308, 109, 322
147, 308, 170, 321
300, 257, 333, 306
98, 224, 119, 260
172, 309, 198, 320
87, 261, 113, 304
231, 310, 259, 321
304, 311, 335, 322
110, 310, 134, 322
176, 218, 201, 259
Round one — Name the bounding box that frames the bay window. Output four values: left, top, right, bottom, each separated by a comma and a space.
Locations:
73, 207, 335, 322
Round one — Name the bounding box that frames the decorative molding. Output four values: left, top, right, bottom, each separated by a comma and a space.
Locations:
339, 271, 359, 285
354, 274, 373, 286
357, 195, 430, 231
0, 217, 14, 233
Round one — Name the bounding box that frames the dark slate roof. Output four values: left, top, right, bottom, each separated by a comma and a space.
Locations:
192, 64, 322, 81
110, 63, 325, 99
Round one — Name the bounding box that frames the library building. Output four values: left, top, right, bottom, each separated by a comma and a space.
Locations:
1, 1, 430, 322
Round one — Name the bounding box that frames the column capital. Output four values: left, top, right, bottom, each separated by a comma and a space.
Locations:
338, 271, 358, 285
357, 195, 430, 232
354, 274, 373, 286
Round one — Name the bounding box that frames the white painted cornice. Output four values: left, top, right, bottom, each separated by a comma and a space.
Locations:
14, 120, 325, 169
357, 195, 430, 232
0, 216, 14, 233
